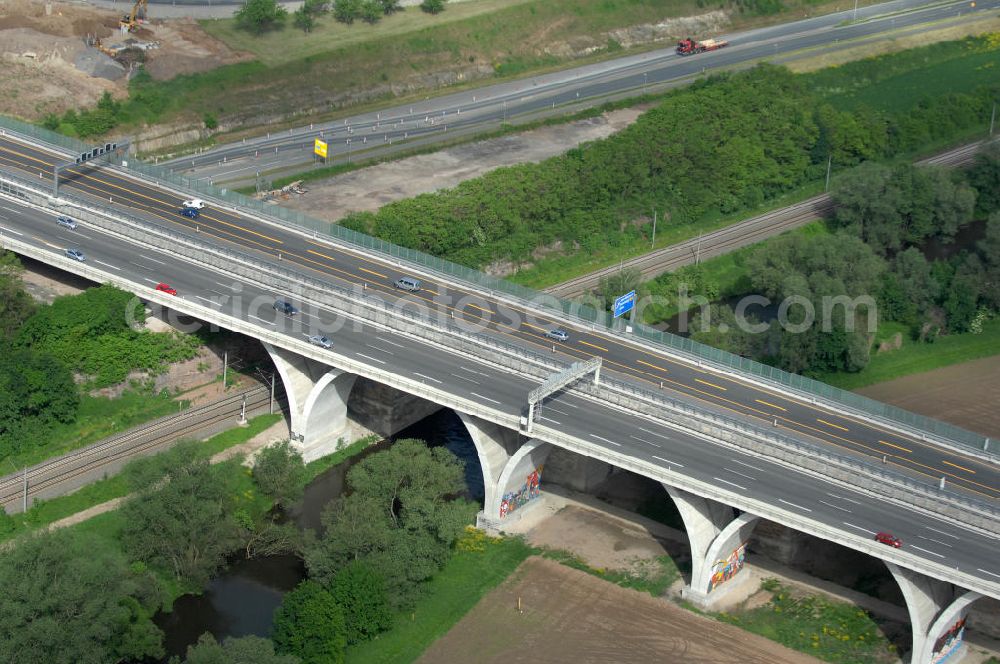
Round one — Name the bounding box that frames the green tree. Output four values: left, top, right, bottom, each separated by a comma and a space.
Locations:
969, 141, 1000, 215
360, 0, 382, 23
0, 348, 78, 458
42, 113, 60, 130
978, 212, 1000, 310
419, 0, 445, 13
305, 439, 474, 608
253, 440, 307, 507
235, 0, 288, 33
597, 267, 641, 311
183, 633, 299, 664
0, 529, 163, 664
0, 251, 36, 341
203, 113, 219, 130
329, 561, 394, 643
378, 0, 401, 13
272, 581, 346, 664
121, 443, 243, 586
333, 0, 361, 23
293, 6, 316, 32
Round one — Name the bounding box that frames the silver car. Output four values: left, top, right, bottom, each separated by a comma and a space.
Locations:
65, 248, 86, 262
57, 216, 78, 230
545, 329, 569, 342
307, 335, 333, 349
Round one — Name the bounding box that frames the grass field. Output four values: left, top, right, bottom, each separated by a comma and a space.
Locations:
344, 529, 534, 664
718, 579, 898, 663
0, 414, 283, 544
818, 317, 1000, 390
2, 388, 187, 470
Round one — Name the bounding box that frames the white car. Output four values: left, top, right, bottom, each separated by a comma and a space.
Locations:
182, 198, 206, 210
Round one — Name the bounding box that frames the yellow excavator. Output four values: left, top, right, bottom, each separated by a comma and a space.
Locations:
119, 0, 148, 32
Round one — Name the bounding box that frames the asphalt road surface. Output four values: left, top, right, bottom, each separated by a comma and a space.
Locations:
164, 0, 1000, 185
1, 135, 998, 507
0, 192, 998, 591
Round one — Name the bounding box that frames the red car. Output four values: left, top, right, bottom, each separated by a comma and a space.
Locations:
875, 532, 902, 548
155, 282, 177, 296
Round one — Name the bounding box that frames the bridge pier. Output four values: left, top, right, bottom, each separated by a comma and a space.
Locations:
664, 484, 760, 609
887, 563, 982, 663
458, 413, 552, 529
263, 343, 357, 462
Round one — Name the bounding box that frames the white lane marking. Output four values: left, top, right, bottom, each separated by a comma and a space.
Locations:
730, 458, 765, 472
298, 311, 318, 321
556, 400, 579, 409
470, 392, 502, 405
589, 434, 621, 447
778, 498, 811, 512
412, 372, 441, 384
714, 477, 747, 491
638, 427, 672, 440
842, 522, 877, 535
376, 337, 407, 349
356, 352, 386, 365
924, 526, 960, 540
827, 492, 862, 505
0, 226, 22, 235
818, 500, 852, 513
544, 406, 570, 416
629, 435, 660, 448
451, 373, 480, 385
248, 314, 275, 326
910, 545, 945, 559
1, 206, 20, 213
139, 254, 166, 265
196, 296, 223, 307
215, 281, 240, 291
539, 416, 561, 425
652, 455, 684, 467
68, 231, 92, 239
94, 260, 119, 270
977, 568, 1000, 580
458, 365, 489, 377
141, 277, 158, 284
723, 467, 756, 481
367, 345, 394, 355
207, 289, 226, 296
132, 263, 155, 272
917, 536, 952, 548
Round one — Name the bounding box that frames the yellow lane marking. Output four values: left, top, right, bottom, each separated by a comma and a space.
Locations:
817, 418, 849, 432
755, 399, 786, 411
359, 266, 388, 279
579, 340, 609, 352
523, 322, 548, 333
465, 303, 492, 313
637, 359, 669, 373
695, 378, 727, 391
878, 439, 912, 454
942, 460, 975, 474
36, 236, 63, 250
307, 249, 337, 262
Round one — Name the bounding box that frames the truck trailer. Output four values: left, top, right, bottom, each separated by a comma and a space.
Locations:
676, 37, 729, 56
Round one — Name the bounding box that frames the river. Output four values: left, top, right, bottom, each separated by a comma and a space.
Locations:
153, 409, 479, 660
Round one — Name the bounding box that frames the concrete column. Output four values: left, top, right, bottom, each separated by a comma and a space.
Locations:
458, 413, 553, 529
263, 342, 357, 462
887, 563, 983, 663
664, 484, 759, 608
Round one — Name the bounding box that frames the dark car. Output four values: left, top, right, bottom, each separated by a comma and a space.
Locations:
273, 300, 299, 316
180, 207, 200, 219
874, 532, 902, 548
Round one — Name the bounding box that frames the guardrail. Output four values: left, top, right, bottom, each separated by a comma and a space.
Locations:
3, 169, 999, 536
0, 118, 993, 456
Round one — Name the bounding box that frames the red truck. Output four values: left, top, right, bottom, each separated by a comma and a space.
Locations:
676, 37, 729, 56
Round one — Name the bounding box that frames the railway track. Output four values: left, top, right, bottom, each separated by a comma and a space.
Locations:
0, 386, 279, 513
546, 139, 993, 298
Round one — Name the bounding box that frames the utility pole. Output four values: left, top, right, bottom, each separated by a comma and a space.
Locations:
22, 466, 27, 513
852, 0, 858, 20
651, 208, 657, 249
239, 394, 247, 423
825, 155, 833, 191
695, 232, 703, 265
990, 102, 996, 136
222, 351, 228, 391
269, 373, 275, 415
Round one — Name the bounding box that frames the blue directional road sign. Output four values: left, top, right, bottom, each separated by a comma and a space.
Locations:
613, 290, 636, 318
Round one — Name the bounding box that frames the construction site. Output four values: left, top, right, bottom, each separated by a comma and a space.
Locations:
0, 0, 246, 122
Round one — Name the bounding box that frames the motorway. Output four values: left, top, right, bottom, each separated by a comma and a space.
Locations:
0, 189, 998, 591
165, 0, 1000, 185
1, 134, 999, 506
545, 140, 991, 298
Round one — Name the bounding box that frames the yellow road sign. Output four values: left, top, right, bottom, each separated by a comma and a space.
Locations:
314, 138, 328, 159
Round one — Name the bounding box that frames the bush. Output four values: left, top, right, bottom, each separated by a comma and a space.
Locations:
419, 0, 445, 13
252, 440, 307, 507
329, 561, 394, 643
272, 581, 346, 664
